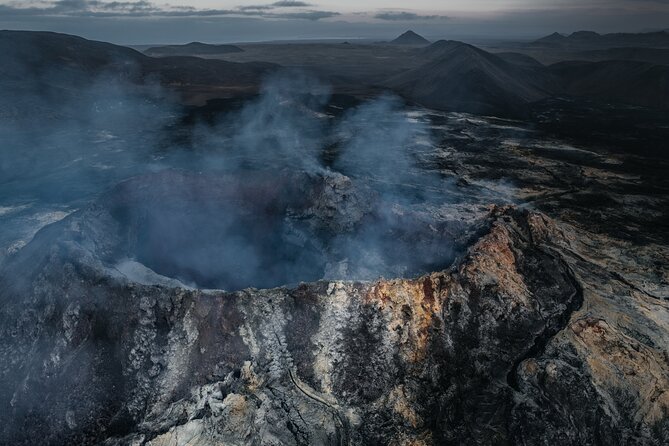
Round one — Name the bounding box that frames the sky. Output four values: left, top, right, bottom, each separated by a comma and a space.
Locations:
0, 0, 667, 44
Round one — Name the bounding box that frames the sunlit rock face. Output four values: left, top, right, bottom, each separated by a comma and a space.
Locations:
2, 170, 667, 446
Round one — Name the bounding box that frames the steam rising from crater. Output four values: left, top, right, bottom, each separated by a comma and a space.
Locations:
1, 68, 464, 289
111, 71, 459, 290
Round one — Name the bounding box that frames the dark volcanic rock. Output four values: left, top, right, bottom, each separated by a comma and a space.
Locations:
549, 60, 669, 110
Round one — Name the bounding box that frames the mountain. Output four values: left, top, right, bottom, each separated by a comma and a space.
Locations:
145, 42, 244, 57
390, 30, 430, 46
535, 32, 567, 44
533, 30, 669, 49
385, 40, 554, 116
387, 39, 668, 113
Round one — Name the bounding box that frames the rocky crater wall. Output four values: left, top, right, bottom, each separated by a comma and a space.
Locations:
2, 185, 666, 445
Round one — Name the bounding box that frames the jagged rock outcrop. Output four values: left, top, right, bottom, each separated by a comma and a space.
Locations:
509, 214, 669, 445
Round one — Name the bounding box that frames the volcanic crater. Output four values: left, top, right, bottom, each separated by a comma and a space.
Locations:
72, 169, 473, 291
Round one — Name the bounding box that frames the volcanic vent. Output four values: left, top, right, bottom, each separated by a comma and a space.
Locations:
99, 169, 473, 291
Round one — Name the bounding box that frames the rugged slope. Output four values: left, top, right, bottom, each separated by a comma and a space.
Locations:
0, 170, 667, 445
549, 60, 669, 110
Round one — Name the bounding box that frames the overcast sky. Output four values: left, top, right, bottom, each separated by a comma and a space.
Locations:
0, 0, 667, 44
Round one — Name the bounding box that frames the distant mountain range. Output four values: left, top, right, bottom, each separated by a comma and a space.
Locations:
534, 30, 669, 49
145, 42, 244, 57
1, 30, 667, 119
384, 36, 668, 115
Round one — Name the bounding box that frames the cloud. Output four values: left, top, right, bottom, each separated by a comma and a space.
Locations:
272, 1, 312, 6
374, 11, 449, 21
0, 0, 337, 20
271, 10, 338, 20
238, 5, 274, 12
237, 1, 312, 12
0, 1, 161, 17
237, 1, 314, 14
